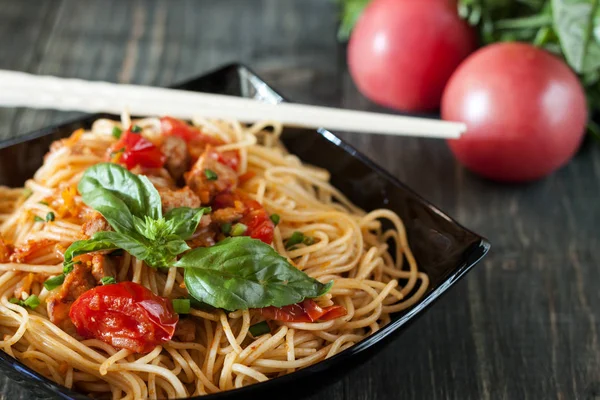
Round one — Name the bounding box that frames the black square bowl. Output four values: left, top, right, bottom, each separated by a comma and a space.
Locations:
0, 64, 490, 400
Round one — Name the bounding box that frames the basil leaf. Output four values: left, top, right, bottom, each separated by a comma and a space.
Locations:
78, 163, 163, 228
63, 238, 118, 270
175, 237, 333, 310
552, 0, 600, 73
164, 207, 210, 240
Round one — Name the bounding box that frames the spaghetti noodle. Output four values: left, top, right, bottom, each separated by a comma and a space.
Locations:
0, 115, 428, 399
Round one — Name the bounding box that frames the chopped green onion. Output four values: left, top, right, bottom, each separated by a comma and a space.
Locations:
22, 188, 33, 199
303, 236, 315, 246
39, 201, 49, 206
8, 298, 19, 304
131, 125, 142, 133
231, 223, 248, 237
23, 295, 40, 309
33, 216, 45, 223
285, 231, 305, 249
45, 212, 55, 222
204, 169, 218, 181
100, 276, 116, 285
221, 223, 232, 235
269, 214, 280, 226
249, 321, 271, 337
172, 299, 191, 314
112, 126, 123, 139
44, 274, 65, 291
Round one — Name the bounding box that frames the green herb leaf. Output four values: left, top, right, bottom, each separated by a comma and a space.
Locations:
285, 231, 305, 249
176, 237, 333, 310
221, 223, 232, 235
204, 169, 218, 181
39, 201, 49, 206
269, 214, 280, 226
163, 207, 211, 240
23, 295, 40, 309
78, 163, 163, 232
33, 216, 45, 223
63, 238, 118, 272
44, 274, 65, 291
172, 299, 191, 314
45, 212, 55, 222
112, 126, 123, 139
249, 321, 271, 337
131, 125, 142, 133
230, 223, 247, 237
552, 0, 600, 73
100, 276, 116, 285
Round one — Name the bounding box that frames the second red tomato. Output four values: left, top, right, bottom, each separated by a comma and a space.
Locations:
347, 0, 476, 112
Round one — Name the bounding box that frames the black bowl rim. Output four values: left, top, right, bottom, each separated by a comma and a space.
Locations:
0, 63, 490, 400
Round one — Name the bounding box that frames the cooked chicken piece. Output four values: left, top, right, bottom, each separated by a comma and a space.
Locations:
161, 136, 190, 182
80, 212, 112, 239
90, 254, 116, 282
46, 263, 96, 326
185, 147, 238, 203
174, 318, 196, 342
211, 207, 244, 224
130, 166, 176, 190
158, 186, 202, 213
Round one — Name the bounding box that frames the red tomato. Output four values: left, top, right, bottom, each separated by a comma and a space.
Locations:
109, 129, 166, 170
212, 191, 274, 244
441, 42, 587, 182
348, 0, 476, 112
259, 299, 347, 323
161, 116, 240, 171
69, 282, 178, 353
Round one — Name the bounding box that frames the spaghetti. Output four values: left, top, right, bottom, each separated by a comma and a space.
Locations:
0, 115, 429, 399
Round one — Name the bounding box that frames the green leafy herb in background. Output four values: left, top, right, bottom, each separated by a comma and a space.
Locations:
337, 0, 600, 136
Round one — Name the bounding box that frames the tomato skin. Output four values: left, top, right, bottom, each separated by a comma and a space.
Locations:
348, 0, 476, 112
69, 282, 179, 354
109, 130, 166, 170
212, 191, 274, 244
259, 299, 347, 323
441, 42, 587, 182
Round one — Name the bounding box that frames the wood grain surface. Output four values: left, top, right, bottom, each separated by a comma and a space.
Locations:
0, 1, 598, 399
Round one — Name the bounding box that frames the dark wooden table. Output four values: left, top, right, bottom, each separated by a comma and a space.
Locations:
1, 1, 598, 399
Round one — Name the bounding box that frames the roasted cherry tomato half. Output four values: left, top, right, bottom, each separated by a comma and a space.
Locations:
69, 281, 178, 353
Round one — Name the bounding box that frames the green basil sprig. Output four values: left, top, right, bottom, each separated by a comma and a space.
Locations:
175, 237, 332, 310
53, 163, 332, 311
61, 163, 209, 271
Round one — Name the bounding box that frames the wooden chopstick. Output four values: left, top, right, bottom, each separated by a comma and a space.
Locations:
0, 70, 465, 139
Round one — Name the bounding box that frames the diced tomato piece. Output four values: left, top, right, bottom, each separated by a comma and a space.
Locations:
212, 190, 274, 244
259, 299, 347, 323
108, 129, 165, 170
69, 282, 178, 353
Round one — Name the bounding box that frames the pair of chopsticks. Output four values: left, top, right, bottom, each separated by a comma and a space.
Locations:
0, 70, 465, 139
